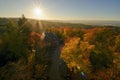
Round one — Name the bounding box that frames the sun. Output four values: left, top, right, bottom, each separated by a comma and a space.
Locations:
34, 7, 43, 18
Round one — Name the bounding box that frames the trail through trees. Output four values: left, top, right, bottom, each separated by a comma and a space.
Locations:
49, 46, 65, 80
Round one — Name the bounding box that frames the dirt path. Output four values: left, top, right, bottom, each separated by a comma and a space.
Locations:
49, 46, 65, 80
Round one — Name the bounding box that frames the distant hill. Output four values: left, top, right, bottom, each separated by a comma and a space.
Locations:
0, 18, 120, 28
60, 20, 120, 27
0, 18, 9, 26
0, 18, 93, 28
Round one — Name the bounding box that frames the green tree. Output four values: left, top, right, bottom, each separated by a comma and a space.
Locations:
89, 48, 113, 72
94, 28, 115, 47
0, 21, 29, 66
18, 14, 27, 27
18, 14, 32, 35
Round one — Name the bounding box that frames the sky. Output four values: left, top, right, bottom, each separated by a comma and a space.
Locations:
0, 0, 120, 20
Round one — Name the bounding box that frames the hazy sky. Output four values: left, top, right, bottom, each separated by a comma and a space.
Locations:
0, 0, 120, 20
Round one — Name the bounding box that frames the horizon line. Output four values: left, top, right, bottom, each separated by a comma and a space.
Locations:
0, 17, 120, 21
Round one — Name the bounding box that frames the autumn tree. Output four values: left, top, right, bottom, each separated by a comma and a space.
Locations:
61, 37, 95, 79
